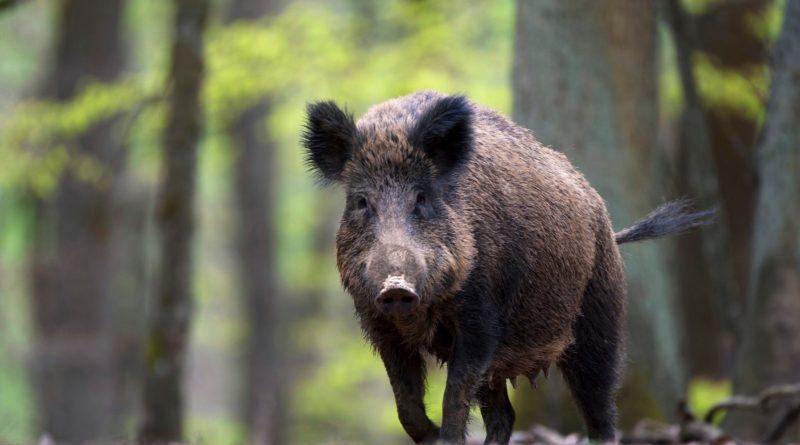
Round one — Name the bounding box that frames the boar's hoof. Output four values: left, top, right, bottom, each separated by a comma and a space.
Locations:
376, 275, 420, 316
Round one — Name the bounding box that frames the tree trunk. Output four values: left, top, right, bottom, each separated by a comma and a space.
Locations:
30, 0, 126, 441
139, 0, 208, 441
513, 0, 683, 430
109, 176, 151, 436
228, 100, 284, 445
728, 0, 800, 440
665, 0, 768, 380
223, 2, 284, 444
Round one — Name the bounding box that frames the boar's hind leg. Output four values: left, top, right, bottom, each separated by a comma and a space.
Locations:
379, 345, 439, 444
476, 381, 515, 445
558, 249, 624, 441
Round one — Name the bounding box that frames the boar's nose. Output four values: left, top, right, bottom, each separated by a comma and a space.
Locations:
375, 275, 420, 316
366, 243, 426, 285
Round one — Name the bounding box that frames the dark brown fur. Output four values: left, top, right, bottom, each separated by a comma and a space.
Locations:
303, 91, 708, 444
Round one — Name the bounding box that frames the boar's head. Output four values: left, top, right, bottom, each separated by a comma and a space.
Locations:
302, 94, 476, 319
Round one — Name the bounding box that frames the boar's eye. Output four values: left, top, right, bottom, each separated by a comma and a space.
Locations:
413, 191, 429, 217
353, 195, 375, 217
415, 192, 427, 206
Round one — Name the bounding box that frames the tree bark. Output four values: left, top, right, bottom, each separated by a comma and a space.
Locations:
223, 2, 284, 444
30, 0, 126, 441
139, 0, 208, 441
665, 0, 768, 379
728, 0, 800, 439
513, 0, 683, 429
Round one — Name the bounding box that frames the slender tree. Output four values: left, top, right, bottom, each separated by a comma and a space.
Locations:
30, 0, 126, 441
223, 0, 284, 443
139, 0, 208, 441
728, 0, 800, 439
513, 0, 683, 429
666, 0, 770, 379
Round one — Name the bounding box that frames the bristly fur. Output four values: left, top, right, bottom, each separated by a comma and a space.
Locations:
301, 101, 358, 183
614, 199, 716, 244
408, 94, 473, 176
305, 90, 714, 443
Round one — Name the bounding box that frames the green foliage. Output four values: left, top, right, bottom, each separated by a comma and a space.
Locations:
694, 54, 769, 121
0, 262, 34, 444
0, 80, 151, 196
675, 0, 777, 125
748, 0, 788, 42
0, 355, 34, 445
659, 23, 684, 120
681, 0, 728, 15
687, 378, 732, 423
205, 0, 512, 119
186, 416, 246, 445
0, 191, 34, 262
291, 318, 400, 443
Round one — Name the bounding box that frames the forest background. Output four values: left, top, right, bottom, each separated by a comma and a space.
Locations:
1, 0, 799, 443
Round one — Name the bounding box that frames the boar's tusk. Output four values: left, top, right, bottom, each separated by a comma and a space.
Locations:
509, 376, 518, 389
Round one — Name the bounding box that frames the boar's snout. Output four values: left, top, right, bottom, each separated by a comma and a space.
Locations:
367, 244, 426, 316
376, 275, 420, 316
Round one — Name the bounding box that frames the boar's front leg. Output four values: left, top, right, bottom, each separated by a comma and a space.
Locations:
378, 342, 439, 444
439, 314, 498, 444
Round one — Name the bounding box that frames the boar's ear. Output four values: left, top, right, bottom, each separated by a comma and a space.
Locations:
302, 101, 358, 183
410, 95, 473, 176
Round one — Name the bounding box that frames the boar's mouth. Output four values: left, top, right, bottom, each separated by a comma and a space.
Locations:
375, 275, 421, 316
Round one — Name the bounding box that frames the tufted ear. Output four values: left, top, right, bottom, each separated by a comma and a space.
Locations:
302, 101, 358, 182
409, 95, 473, 176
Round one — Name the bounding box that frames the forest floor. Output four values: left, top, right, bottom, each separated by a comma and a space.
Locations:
465, 383, 800, 445
12, 384, 800, 445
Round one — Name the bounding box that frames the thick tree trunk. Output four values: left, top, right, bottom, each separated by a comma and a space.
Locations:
666, 0, 768, 379
513, 0, 683, 430
223, 2, 284, 444
30, 0, 126, 441
728, 1, 800, 440
139, 0, 208, 441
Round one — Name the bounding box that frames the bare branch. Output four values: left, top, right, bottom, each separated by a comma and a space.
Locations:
704, 383, 800, 423
705, 395, 761, 423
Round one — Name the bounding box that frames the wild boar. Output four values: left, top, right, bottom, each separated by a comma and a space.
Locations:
302, 91, 711, 444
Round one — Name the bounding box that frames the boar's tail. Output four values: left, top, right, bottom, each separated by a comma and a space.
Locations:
614, 199, 716, 245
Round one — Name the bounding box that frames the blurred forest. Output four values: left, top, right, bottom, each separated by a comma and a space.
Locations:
0, 0, 799, 444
